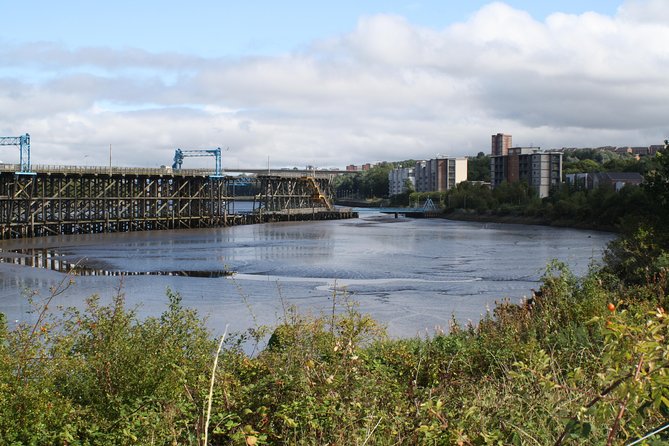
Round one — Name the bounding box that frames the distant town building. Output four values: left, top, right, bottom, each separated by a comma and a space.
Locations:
594, 172, 644, 190
491, 133, 513, 156
413, 157, 468, 193
490, 146, 562, 198
566, 172, 644, 192
630, 147, 651, 156
648, 145, 663, 156
388, 167, 415, 196
565, 173, 593, 190
346, 162, 377, 172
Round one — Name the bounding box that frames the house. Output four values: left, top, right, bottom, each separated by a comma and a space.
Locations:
592, 172, 643, 191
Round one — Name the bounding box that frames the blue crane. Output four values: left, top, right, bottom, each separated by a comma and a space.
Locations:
0, 133, 33, 174
172, 147, 223, 177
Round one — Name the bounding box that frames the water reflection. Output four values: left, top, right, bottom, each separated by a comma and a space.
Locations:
0, 215, 615, 339
0, 247, 234, 277
0, 248, 70, 272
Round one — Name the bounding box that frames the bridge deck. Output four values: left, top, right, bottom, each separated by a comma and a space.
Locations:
0, 168, 351, 239
0, 163, 342, 179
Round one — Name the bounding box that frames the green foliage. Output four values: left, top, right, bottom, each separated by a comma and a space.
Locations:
643, 148, 669, 228
410, 190, 448, 208
562, 148, 658, 175
0, 288, 215, 445
563, 158, 602, 175
467, 153, 491, 182
2, 255, 669, 444
601, 146, 669, 286
333, 162, 399, 199
603, 225, 666, 285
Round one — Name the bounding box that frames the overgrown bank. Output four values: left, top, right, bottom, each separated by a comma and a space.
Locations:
1, 261, 668, 445
407, 179, 648, 233
442, 209, 618, 232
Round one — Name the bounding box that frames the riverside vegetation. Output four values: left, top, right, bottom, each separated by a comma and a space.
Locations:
2, 148, 669, 445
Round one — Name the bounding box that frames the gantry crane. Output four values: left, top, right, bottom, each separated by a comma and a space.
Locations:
0, 133, 33, 174
172, 147, 223, 177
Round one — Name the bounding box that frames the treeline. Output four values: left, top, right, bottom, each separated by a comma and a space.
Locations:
333, 162, 397, 199
404, 148, 664, 234
562, 148, 662, 175
410, 180, 650, 231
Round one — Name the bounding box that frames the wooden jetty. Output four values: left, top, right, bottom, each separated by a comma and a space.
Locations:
0, 164, 356, 240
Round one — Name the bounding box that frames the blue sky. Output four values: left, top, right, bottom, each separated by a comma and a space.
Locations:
1, 0, 667, 169
3, 1, 621, 56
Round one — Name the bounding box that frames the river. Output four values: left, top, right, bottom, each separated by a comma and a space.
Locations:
0, 212, 614, 339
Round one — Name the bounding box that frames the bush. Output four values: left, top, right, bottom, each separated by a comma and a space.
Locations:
0, 287, 216, 445
1, 266, 668, 444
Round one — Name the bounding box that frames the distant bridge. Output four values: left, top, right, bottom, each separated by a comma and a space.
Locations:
376, 199, 441, 218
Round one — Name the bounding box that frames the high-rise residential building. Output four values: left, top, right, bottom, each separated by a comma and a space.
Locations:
413, 157, 468, 193
490, 146, 562, 198
491, 133, 512, 156
388, 167, 415, 196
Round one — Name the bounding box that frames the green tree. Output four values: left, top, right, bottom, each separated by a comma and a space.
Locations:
643, 143, 669, 230
563, 158, 601, 175
467, 153, 491, 182
492, 181, 535, 206
361, 163, 393, 198
603, 143, 669, 284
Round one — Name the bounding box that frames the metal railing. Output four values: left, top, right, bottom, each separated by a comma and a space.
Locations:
0, 163, 212, 176
0, 163, 342, 179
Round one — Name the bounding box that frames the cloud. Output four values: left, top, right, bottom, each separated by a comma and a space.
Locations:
1, 0, 668, 170
618, 0, 669, 23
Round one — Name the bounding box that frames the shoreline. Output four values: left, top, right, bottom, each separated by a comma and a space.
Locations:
440, 210, 618, 233
342, 202, 618, 233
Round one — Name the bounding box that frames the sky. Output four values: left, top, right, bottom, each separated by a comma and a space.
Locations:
1, 0, 668, 170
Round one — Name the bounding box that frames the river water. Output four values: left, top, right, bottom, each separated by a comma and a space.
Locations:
0, 212, 614, 339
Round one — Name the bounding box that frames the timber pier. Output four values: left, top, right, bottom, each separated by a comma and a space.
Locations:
0, 164, 356, 240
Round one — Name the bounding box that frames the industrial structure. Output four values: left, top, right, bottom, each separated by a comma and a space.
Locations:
0, 136, 353, 240
0, 133, 32, 174
172, 148, 223, 177
0, 166, 349, 240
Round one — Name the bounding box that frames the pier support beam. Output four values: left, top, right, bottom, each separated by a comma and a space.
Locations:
0, 171, 347, 240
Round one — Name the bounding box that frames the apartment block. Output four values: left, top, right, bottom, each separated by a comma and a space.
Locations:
490, 147, 562, 198
491, 133, 513, 156
566, 172, 643, 192
388, 167, 416, 196
413, 157, 468, 193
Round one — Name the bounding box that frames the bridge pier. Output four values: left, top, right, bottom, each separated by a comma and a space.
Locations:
0, 170, 354, 240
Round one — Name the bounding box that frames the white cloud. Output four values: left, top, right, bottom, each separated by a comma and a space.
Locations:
1, 0, 668, 170
618, 0, 669, 23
